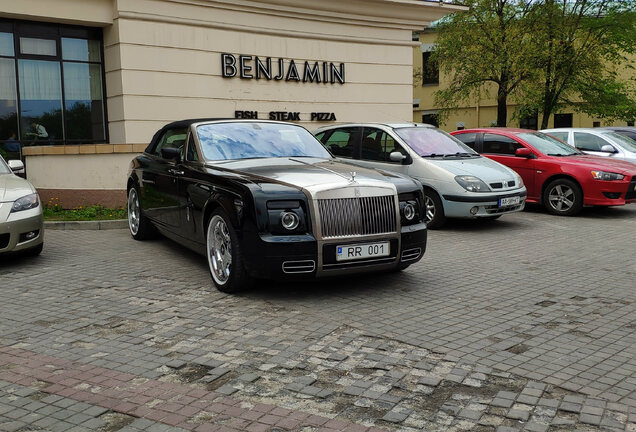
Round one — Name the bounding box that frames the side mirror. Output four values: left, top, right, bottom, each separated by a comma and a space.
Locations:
8, 160, 24, 172
600, 144, 616, 153
515, 148, 533, 158
389, 151, 407, 163
161, 147, 181, 161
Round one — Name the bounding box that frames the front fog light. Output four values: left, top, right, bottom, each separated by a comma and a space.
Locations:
470, 206, 479, 215
281, 211, 300, 230
404, 203, 416, 221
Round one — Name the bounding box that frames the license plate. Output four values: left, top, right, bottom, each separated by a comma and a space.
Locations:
499, 196, 520, 207
336, 242, 390, 262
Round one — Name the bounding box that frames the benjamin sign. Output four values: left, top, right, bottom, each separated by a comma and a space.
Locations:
221, 53, 345, 84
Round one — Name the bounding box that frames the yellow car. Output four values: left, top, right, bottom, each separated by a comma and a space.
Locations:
0, 156, 43, 256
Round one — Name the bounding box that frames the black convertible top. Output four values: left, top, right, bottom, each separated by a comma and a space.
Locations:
145, 118, 230, 153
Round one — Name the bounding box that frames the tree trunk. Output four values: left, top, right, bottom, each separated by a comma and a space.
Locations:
497, 85, 508, 127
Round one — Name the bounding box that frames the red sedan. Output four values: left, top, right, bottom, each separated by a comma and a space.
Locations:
451, 128, 636, 215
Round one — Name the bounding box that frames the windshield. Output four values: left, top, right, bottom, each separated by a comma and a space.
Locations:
394, 127, 478, 157
0, 156, 10, 174
196, 122, 332, 161
606, 131, 636, 152
518, 132, 581, 156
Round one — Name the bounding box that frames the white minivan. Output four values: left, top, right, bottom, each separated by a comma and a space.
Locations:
314, 123, 526, 228
542, 128, 636, 165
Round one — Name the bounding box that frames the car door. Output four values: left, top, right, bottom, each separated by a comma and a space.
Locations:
178, 132, 208, 243
142, 128, 187, 229
348, 127, 411, 175
481, 133, 538, 198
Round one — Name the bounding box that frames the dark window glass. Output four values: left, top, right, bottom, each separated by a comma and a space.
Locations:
186, 133, 199, 161
592, 121, 601, 128
63, 62, 105, 141
422, 51, 439, 85
154, 128, 187, 157
520, 113, 538, 130
573, 132, 608, 151
483, 133, 521, 155
322, 128, 357, 158
554, 113, 573, 128
454, 132, 477, 149
360, 128, 406, 163
19, 59, 63, 144
0, 20, 107, 146
0, 58, 18, 152
422, 113, 439, 127
627, 121, 634, 127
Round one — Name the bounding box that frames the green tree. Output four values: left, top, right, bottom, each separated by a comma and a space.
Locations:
432, 0, 536, 127
522, 0, 636, 129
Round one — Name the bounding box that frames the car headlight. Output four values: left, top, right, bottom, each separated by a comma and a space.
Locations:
266, 200, 306, 234
591, 170, 624, 181
515, 174, 524, 188
11, 193, 39, 213
455, 175, 491, 192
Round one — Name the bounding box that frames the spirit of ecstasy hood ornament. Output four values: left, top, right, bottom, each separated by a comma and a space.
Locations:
349, 171, 357, 183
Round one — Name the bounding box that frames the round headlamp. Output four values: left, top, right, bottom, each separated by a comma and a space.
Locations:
404, 203, 416, 221
280, 211, 300, 230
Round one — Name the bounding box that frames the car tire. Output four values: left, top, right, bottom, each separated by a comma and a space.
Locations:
423, 188, 446, 229
127, 185, 155, 240
206, 208, 254, 293
543, 178, 583, 216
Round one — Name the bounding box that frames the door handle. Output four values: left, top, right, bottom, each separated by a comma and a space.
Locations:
141, 179, 155, 185
168, 168, 184, 176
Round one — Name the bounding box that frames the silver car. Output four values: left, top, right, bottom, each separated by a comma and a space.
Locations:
314, 123, 526, 228
0, 156, 44, 256
542, 128, 636, 165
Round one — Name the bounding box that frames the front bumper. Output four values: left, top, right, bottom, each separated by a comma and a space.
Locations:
242, 222, 427, 280
441, 189, 527, 218
0, 205, 44, 254
583, 177, 636, 206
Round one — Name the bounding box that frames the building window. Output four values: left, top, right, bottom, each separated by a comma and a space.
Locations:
421, 52, 439, 85
422, 113, 439, 127
628, 121, 634, 126
0, 19, 106, 148
592, 121, 600, 128
553, 113, 573, 128
520, 112, 538, 130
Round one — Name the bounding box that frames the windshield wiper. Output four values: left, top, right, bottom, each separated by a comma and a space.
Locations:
448, 152, 476, 158
547, 153, 566, 157
421, 153, 443, 158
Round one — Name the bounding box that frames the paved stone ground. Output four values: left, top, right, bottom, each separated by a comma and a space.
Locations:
0, 204, 634, 431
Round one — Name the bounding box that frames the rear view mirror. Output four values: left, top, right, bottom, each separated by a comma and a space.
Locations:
389, 151, 407, 162
600, 144, 616, 153
515, 148, 533, 158
8, 159, 24, 172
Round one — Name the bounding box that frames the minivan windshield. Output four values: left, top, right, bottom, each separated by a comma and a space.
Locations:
518, 132, 581, 156
0, 157, 11, 174
394, 127, 478, 157
197, 122, 332, 161
606, 131, 636, 152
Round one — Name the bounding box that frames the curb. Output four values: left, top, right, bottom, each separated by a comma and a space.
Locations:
44, 219, 128, 231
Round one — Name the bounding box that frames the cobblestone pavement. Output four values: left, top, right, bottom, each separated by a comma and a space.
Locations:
1, 204, 635, 432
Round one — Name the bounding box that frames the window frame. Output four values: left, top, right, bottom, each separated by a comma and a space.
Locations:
0, 18, 108, 146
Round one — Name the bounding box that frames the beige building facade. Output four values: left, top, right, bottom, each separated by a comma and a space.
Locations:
0, 0, 462, 207
413, 30, 636, 132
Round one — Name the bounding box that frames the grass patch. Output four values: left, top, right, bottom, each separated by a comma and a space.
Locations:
44, 200, 126, 221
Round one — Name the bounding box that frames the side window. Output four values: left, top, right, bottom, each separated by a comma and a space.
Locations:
548, 131, 568, 142
186, 133, 199, 162
322, 128, 358, 158
153, 128, 187, 158
454, 132, 478, 150
315, 131, 326, 143
361, 128, 407, 163
573, 132, 607, 151
483, 133, 521, 155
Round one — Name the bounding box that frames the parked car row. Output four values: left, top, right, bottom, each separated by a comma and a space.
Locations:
125, 120, 636, 293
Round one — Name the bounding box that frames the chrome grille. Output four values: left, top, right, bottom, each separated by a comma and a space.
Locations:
318, 195, 397, 238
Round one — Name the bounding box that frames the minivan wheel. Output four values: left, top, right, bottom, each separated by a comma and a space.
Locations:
423, 188, 446, 229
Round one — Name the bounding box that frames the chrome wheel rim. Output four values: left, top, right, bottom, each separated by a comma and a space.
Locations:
207, 215, 232, 285
128, 188, 140, 235
548, 184, 574, 212
425, 196, 436, 222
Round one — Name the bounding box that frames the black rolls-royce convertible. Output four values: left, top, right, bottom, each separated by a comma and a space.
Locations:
127, 119, 427, 292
